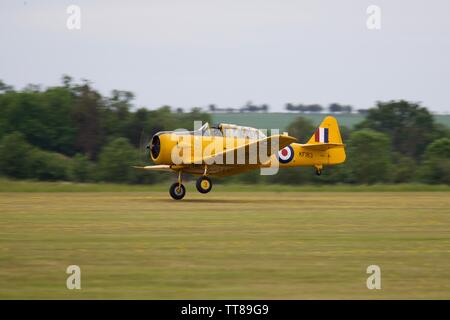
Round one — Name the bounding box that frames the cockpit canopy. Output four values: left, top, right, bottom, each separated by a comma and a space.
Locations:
197, 122, 266, 140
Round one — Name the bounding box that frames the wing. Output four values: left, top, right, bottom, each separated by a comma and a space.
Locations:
132, 165, 175, 172
201, 134, 297, 165
208, 164, 260, 177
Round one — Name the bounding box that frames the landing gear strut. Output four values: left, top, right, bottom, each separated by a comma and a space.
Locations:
196, 165, 212, 194
315, 165, 323, 176
169, 170, 186, 200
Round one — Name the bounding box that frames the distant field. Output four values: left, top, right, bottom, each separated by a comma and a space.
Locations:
0, 191, 449, 299
211, 113, 450, 130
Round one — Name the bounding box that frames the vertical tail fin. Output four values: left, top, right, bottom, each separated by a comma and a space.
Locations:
303, 116, 346, 165
307, 116, 343, 145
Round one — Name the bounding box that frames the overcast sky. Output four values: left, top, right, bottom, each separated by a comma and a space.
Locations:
1, 0, 449, 112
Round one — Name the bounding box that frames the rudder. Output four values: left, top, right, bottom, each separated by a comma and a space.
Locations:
307, 116, 343, 145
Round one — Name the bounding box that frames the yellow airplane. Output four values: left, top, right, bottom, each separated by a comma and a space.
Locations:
135, 116, 346, 200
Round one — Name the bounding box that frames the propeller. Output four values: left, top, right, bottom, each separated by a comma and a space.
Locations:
139, 129, 151, 164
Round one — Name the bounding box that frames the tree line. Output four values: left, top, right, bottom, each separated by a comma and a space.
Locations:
286, 103, 371, 114
0, 77, 449, 185
208, 102, 269, 113
207, 102, 365, 114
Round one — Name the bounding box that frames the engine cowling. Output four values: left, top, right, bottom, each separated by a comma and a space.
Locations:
149, 132, 178, 164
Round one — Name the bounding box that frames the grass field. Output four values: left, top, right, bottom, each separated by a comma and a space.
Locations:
1, 178, 449, 192
1, 187, 449, 299
210, 113, 450, 130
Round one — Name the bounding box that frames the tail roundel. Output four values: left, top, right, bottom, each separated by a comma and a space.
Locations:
307, 116, 343, 145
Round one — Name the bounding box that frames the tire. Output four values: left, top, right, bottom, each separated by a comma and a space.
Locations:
169, 183, 186, 200
196, 176, 212, 194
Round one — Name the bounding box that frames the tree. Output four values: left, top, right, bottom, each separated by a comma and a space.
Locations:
208, 104, 216, 112
285, 103, 295, 112
124, 108, 151, 148
342, 105, 352, 113
267, 167, 315, 185
305, 104, 323, 113
175, 107, 211, 132
0, 132, 32, 179
0, 132, 69, 181
0, 86, 76, 155
101, 90, 133, 142
357, 100, 436, 158
328, 103, 343, 113
71, 83, 103, 159
418, 138, 450, 184
346, 129, 392, 184
42, 87, 77, 154
297, 104, 306, 113
97, 138, 139, 183
357, 109, 369, 115
237, 169, 261, 184
0, 91, 50, 151
339, 125, 351, 143
69, 153, 94, 182
28, 149, 70, 181
61, 74, 73, 88
286, 117, 315, 143
391, 153, 416, 183
0, 80, 14, 92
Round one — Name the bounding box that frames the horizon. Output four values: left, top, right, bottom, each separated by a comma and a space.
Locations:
2, 76, 450, 115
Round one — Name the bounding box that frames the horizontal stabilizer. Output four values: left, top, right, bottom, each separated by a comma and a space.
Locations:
300, 143, 345, 151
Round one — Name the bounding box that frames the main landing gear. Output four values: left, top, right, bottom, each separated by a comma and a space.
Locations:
168, 166, 213, 200
196, 164, 212, 194
169, 170, 186, 200
196, 176, 212, 194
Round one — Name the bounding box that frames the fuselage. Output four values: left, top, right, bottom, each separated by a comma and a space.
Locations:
150, 131, 345, 168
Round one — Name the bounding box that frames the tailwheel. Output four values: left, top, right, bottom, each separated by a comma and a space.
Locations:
314, 165, 323, 176
169, 182, 186, 200
196, 176, 212, 194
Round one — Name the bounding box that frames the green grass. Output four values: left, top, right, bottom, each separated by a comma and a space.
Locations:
0, 190, 449, 299
0, 178, 449, 192
210, 113, 450, 130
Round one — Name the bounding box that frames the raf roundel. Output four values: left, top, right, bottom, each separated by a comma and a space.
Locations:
278, 145, 294, 164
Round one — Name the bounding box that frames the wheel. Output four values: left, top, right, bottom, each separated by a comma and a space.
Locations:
315, 169, 322, 176
169, 183, 186, 200
196, 176, 212, 194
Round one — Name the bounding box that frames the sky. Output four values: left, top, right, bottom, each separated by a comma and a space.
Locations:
1, 0, 449, 113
